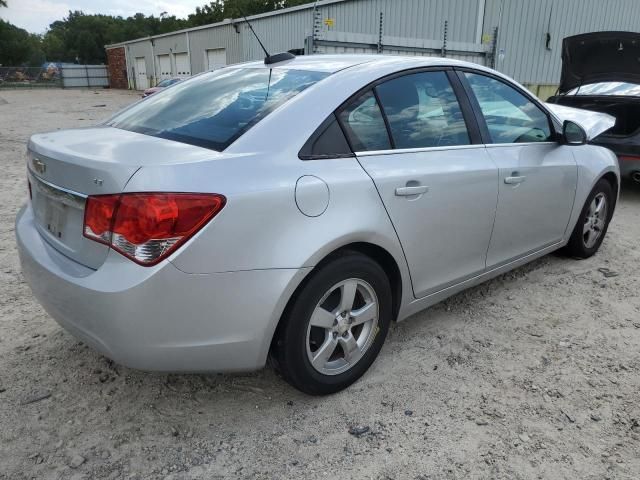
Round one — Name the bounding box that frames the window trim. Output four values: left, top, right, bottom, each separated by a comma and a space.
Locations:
356, 143, 484, 157
454, 68, 559, 145
446, 70, 484, 145
372, 87, 396, 149
334, 66, 484, 155
337, 89, 393, 153
299, 66, 553, 160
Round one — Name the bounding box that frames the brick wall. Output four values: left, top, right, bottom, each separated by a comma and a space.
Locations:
106, 47, 128, 89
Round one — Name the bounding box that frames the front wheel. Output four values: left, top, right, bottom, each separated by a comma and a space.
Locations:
271, 252, 392, 395
564, 179, 614, 258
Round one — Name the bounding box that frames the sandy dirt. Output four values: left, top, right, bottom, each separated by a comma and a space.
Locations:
0, 89, 639, 480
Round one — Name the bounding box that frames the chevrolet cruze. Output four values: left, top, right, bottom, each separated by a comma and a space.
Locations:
16, 55, 619, 394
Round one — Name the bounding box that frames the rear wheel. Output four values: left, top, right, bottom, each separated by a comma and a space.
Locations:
564, 179, 614, 258
271, 252, 392, 395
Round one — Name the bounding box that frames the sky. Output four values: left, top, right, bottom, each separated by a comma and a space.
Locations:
0, 0, 206, 33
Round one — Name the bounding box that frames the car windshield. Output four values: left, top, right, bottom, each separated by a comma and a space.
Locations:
109, 67, 329, 151
568, 82, 640, 96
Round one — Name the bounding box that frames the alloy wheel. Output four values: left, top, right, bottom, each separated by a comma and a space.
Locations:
306, 278, 379, 376
583, 192, 608, 248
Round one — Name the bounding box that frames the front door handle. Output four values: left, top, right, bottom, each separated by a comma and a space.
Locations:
504, 175, 526, 185
395, 185, 429, 196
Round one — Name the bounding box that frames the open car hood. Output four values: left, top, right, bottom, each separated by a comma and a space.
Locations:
545, 103, 616, 141
559, 31, 640, 94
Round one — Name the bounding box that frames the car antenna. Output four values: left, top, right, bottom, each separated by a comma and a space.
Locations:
237, 6, 295, 65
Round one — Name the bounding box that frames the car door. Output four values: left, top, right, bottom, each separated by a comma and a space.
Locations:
459, 70, 578, 268
339, 69, 499, 298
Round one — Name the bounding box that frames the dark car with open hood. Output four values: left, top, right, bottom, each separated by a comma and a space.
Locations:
548, 31, 640, 184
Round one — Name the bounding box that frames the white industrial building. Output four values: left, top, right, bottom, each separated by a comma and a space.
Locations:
105, 0, 640, 99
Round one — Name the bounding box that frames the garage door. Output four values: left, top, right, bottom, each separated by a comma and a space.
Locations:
157, 54, 171, 80
206, 48, 227, 70
135, 57, 148, 90
174, 53, 190, 78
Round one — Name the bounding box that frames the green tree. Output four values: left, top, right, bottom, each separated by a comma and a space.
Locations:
0, 1, 7, 8
0, 19, 44, 65
189, 0, 314, 25
188, 2, 225, 26
42, 31, 66, 61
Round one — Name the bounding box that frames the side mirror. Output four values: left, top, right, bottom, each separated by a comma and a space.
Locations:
562, 120, 587, 145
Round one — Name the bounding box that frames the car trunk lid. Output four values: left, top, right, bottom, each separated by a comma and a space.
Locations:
27, 126, 220, 269
559, 31, 640, 94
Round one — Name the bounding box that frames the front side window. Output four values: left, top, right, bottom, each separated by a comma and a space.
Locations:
108, 67, 328, 151
338, 90, 391, 151
465, 72, 552, 144
375, 71, 470, 148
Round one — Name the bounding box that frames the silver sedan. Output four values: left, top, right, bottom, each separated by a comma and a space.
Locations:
16, 55, 619, 394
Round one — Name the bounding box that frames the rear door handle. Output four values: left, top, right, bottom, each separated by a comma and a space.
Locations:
395, 185, 429, 196
504, 175, 526, 185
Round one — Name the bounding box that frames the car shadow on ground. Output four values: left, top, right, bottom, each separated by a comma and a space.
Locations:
620, 179, 640, 203
18, 251, 559, 402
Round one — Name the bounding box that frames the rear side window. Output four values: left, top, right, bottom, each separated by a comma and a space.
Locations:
464, 72, 552, 144
338, 90, 391, 151
108, 68, 328, 151
299, 114, 353, 160
375, 71, 470, 148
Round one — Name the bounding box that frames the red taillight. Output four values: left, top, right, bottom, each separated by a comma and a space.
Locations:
84, 194, 119, 244
83, 193, 226, 266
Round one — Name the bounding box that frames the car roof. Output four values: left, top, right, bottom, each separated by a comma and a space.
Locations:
234, 54, 489, 74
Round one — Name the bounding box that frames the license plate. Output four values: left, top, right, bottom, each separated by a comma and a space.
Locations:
45, 202, 66, 239
35, 199, 67, 239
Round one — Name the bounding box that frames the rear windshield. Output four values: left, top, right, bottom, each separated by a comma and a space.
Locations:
108, 67, 329, 151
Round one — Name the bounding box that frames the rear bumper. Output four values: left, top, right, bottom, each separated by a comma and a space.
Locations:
591, 138, 640, 179
16, 204, 306, 372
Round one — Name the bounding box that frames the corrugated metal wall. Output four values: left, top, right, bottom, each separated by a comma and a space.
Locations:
241, 9, 314, 61
189, 24, 241, 73
153, 35, 188, 55
483, 0, 640, 85
125, 40, 154, 88
318, 0, 481, 42
61, 65, 109, 88
109, 0, 640, 90
113, 0, 491, 89
153, 35, 189, 79
312, 0, 489, 65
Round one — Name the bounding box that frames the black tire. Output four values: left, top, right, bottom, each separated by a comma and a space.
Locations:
564, 178, 614, 258
271, 251, 392, 395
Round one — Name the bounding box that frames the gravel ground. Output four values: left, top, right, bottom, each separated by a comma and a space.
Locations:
1, 89, 639, 480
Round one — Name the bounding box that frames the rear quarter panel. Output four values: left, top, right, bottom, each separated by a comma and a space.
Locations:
124, 154, 414, 359
124, 155, 408, 274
